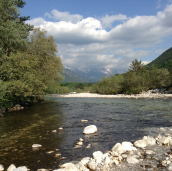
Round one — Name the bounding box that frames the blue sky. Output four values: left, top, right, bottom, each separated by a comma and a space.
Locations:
22, 0, 172, 70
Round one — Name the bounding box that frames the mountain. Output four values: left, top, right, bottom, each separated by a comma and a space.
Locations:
147, 47, 172, 72
63, 65, 126, 82
62, 68, 90, 82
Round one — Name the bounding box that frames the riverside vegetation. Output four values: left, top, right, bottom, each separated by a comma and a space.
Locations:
0, 0, 66, 114
90, 59, 172, 95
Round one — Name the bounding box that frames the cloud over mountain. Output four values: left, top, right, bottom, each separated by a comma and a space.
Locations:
27, 4, 172, 70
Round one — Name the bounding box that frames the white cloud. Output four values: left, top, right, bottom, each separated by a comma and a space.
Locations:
27, 4, 172, 70
45, 9, 83, 23
101, 14, 128, 28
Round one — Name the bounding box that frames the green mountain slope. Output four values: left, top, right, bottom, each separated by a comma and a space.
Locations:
147, 47, 172, 72
63, 69, 90, 82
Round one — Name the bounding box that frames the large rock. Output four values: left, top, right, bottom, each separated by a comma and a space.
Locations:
134, 139, 147, 148
80, 157, 90, 166
143, 136, 156, 145
83, 125, 97, 134
87, 160, 97, 170
93, 151, 103, 163
122, 141, 133, 151
111, 143, 126, 154
13, 166, 27, 171
7, 164, 16, 171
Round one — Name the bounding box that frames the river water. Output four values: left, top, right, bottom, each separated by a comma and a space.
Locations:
0, 97, 172, 170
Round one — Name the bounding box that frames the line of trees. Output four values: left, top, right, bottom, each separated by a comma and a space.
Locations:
90, 59, 172, 95
0, 0, 64, 109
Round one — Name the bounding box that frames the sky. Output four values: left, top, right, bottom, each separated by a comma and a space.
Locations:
21, 0, 172, 70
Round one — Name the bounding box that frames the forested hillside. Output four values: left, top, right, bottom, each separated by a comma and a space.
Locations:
147, 47, 172, 72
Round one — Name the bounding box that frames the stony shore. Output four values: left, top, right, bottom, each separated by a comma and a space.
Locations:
50, 92, 172, 99
2, 127, 172, 171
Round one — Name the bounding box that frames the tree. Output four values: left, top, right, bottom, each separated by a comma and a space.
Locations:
0, 0, 33, 57
129, 59, 144, 72
0, 28, 63, 98
27, 28, 64, 91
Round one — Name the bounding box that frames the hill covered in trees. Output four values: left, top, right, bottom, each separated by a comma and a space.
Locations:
147, 47, 172, 72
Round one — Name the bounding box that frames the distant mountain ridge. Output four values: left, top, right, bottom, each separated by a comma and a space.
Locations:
63, 68, 90, 82
63, 65, 126, 82
147, 47, 172, 72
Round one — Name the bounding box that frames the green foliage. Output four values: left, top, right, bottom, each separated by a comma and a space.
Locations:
129, 59, 144, 72
91, 59, 172, 95
0, 0, 33, 57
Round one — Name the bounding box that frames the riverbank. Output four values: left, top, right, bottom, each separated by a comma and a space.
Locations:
49, 92, 172, 99
2, 127, 172, 171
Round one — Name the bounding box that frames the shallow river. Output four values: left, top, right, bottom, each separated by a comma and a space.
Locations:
0, 97, 172, 170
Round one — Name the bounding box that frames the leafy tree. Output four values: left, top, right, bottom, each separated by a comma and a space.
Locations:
129, 59, 144, 72
0, 28, 63, 96
0, 0, 33, 57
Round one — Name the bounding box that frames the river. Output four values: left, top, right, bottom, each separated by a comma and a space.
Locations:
0, 97, 172, 170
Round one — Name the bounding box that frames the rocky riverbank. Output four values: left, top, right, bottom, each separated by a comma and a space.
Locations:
50, 91, 172, 99
2, 127, 172, 171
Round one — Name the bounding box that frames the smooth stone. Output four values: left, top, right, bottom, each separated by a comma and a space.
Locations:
122, 141, 133, 151
58, 127, 63, 130
53, 169, 66, 171
32, 144, 42, 148
55, 153, 61, 157
7, 164, 16, 171
81, 120, 88, 122
76, 142, 83, 146
111, 143, 126, 154
13, 166, 27, 171
86, 144, 91, 148
46, 151, 55, 154
87, 160, 97, 170
0, 165, 4, 171
166, 164, 172, 171
134, 139, 147, 148
93, 151, 103, 163
75, 163, 89, 171
79, 138, 83, 142
145, 150, 155, 155
126, 156, 139, 164
83, 125, 97, 134
52, 130, 57, 133
80, 157, 91, 166
37, 169, 49, 171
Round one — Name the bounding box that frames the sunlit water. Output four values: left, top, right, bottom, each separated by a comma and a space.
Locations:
0, 97, 172, 170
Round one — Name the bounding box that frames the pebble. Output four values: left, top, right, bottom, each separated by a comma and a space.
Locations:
58, 127, 63, 130
32, 144, 42, 148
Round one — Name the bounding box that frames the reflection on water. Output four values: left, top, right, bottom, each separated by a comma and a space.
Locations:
0, 97, 172, 170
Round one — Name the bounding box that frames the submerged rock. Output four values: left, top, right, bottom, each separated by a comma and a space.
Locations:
32, 144, 42, 148
83, 125, 97, 134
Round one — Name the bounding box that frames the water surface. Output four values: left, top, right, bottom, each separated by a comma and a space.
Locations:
0, 97, 172, 170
